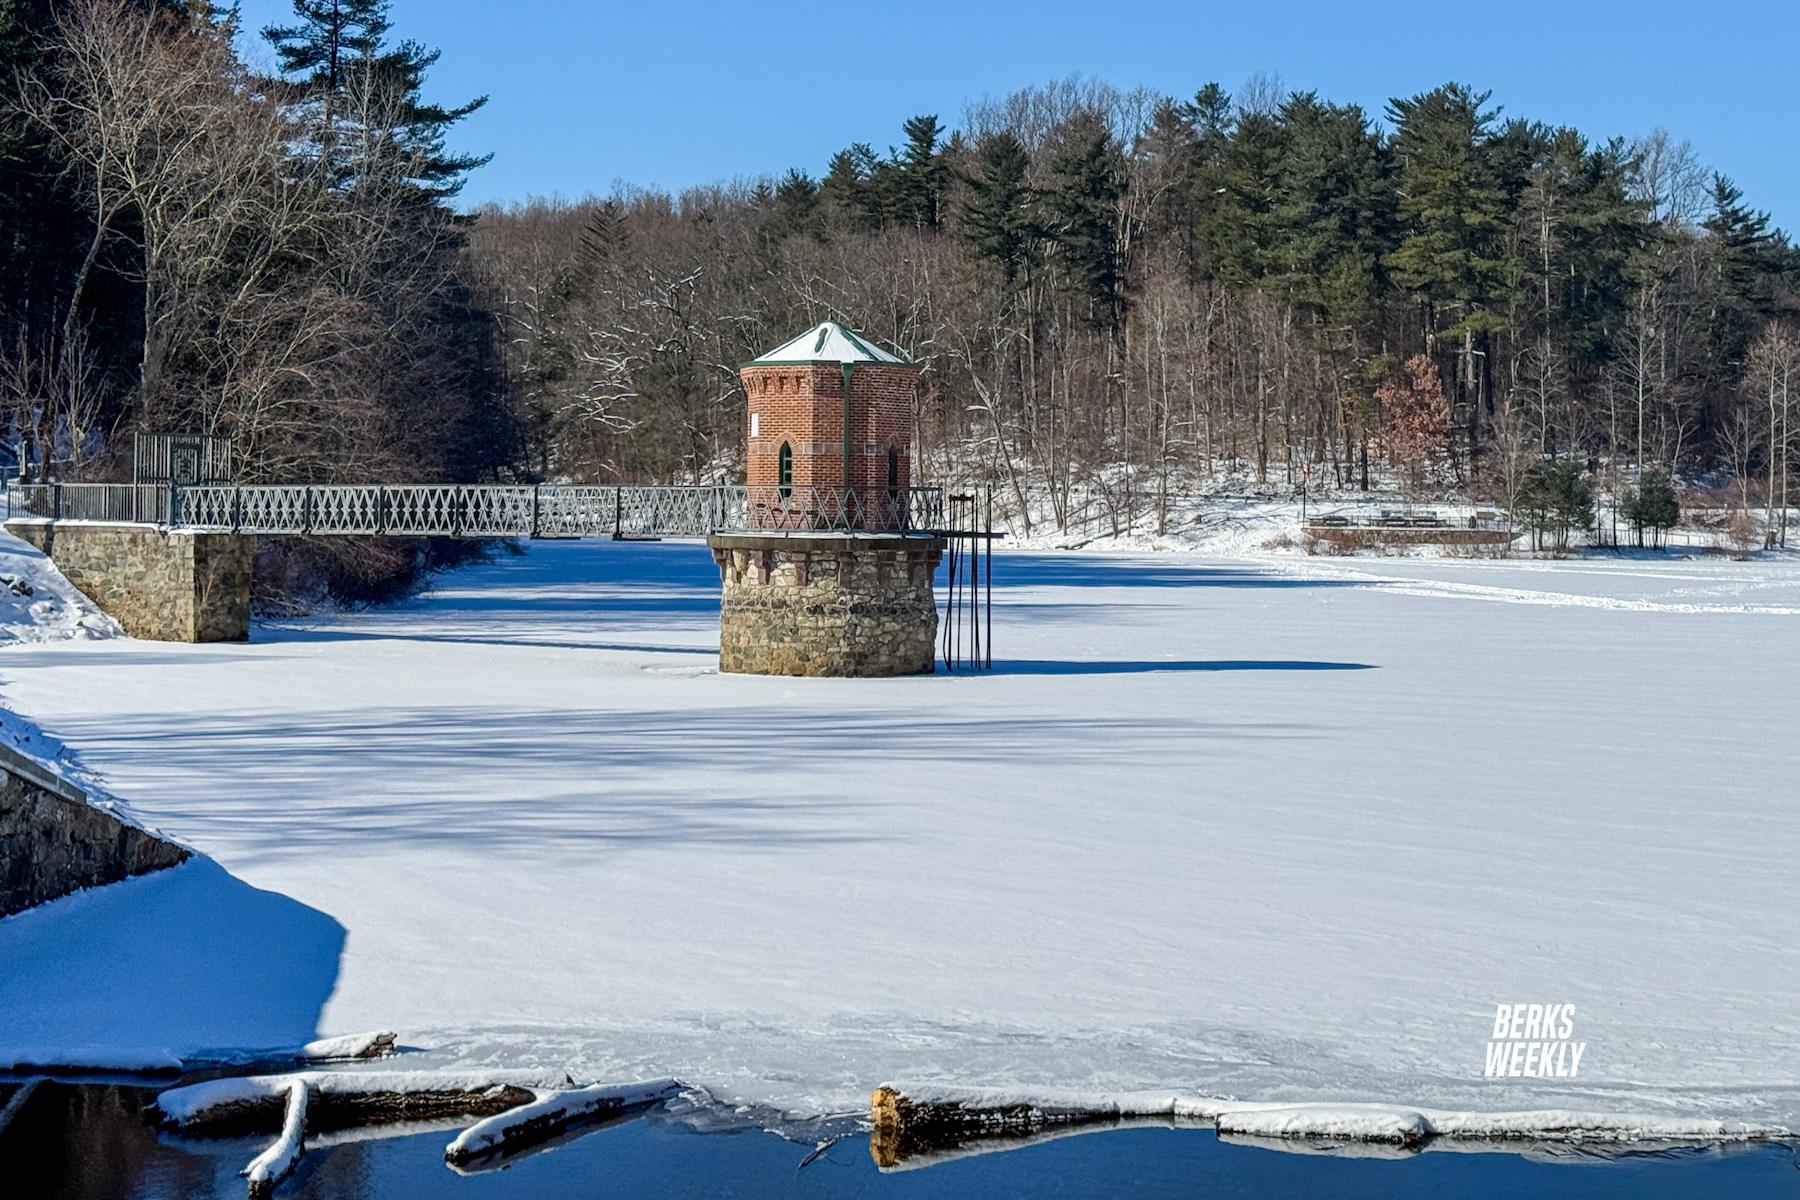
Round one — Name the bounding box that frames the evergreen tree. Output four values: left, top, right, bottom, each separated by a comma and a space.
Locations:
818, 143, 886, 233
1560, 137, 1647, 365
571, 200, 626, 292
1201, 107, 1284, 286
1622, 471, 1680, 547
959, 131, 1038, 289
1178, 83, 1236, 279
1701, 175, 1782, 369
265, 0, 489, 197
1517, 457, 1595, 549
1137, 98, 1201, 267
767, 169, 820, 242
264, 0, 387, 92
1269, 93, 1392, 342
897, 114, 947, 229
1385, 84, 1510, 458
1042, 111, 1125, 335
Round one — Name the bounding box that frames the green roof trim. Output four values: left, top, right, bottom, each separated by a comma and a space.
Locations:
738, 357, 922, 369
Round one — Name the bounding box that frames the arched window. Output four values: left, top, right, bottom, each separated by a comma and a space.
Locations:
887, 447, 899, 489
778, 442, 793, 500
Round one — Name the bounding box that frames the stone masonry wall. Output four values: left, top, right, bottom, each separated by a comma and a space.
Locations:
0, 743, 188, 918
712, 534, 941, 676
5, 520, 251, 642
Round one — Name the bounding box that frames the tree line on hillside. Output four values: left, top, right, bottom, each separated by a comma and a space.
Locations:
4, 4, 1798, 582
0, 0, 511, 595
473, 76, 1799, 537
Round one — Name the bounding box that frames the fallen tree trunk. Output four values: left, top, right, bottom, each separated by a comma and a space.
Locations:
155, 1070, 573, 1136
870, 1084, 1790, 1167
443, 1079, 683, 1165
243, 1079, 308, 1199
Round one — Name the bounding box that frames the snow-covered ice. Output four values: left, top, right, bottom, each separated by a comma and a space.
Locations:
2, 533, 1798, 1134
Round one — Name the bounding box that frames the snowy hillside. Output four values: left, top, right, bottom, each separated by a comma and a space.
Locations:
0, 530, 121, 644
1, 538, 1796, 1139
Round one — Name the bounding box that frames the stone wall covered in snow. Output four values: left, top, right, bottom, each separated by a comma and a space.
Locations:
710, 532, 941, 676
4, 520, 250, 642
0, 743, 187, 917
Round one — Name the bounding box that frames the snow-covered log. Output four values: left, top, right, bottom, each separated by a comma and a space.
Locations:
444, 1078, 682, 1165
871, 1084, 1790, 1165
295, 1031, 396, 1061
155, 1069, 573, 1135
242, 1079, 307, 1198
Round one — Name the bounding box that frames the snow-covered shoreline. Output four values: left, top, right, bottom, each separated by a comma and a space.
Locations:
875, 1083, 1790, 1146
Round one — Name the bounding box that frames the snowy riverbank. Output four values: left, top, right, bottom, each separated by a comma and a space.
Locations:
2, 535, 1797, 1135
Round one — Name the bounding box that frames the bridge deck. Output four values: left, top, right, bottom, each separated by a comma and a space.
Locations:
4, 483, 945, 539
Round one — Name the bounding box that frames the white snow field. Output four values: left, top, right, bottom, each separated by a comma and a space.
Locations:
2, 535, 1799, 1133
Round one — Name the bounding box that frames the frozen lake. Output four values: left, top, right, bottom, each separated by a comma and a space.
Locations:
3, 540, 1798, 1131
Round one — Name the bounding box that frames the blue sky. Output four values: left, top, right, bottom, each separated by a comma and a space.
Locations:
234, 1, 1800, 228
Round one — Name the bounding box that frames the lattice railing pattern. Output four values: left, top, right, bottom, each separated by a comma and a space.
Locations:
236, 486, 311, 533
177, 486, 237, 528
79, 483, 947, 538
532, 486, 614, 537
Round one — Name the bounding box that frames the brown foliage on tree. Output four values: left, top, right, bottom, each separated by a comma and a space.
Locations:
1378, 354, 1450, 485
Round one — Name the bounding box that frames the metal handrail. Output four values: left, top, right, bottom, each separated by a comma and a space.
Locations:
67, 482, 951, 538
3, 483, 170, 524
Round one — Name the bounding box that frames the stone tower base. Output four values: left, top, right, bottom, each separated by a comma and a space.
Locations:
710, 532, 942, 677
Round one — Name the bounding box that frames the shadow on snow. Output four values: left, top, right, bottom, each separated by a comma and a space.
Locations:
0, 857, 343, 1062
994, 553, 1365, 591
22, 708, 1323, 864
993, 659, 1376, 675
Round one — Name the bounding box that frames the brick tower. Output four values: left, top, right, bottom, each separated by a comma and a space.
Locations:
739, 321, 919, 529
707, 321, 942, 677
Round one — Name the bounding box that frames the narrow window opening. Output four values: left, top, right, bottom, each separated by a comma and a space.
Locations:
778, 442, 793, 501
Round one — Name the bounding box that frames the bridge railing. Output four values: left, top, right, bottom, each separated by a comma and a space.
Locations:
727, 485, 944, 533
154, 483, 946, 538
4, 483, 170, 524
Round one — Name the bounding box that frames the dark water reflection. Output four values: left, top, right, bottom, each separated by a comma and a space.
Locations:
8, 1082, 1798, 1199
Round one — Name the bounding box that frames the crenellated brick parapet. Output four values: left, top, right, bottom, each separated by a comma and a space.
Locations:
741, 361, 918, 501
710, 531, 941, 676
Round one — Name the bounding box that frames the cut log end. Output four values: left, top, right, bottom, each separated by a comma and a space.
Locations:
869, 1086, 1091, 1169
295, 1030, 398, 1062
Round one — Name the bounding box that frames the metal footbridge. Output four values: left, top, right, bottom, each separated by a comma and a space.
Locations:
4, 482, 946, 538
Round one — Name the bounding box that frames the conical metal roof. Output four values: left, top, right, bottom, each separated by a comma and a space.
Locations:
747, 321, 913, 366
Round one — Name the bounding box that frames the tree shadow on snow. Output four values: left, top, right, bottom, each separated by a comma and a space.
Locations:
31, 707, 1323, 864
991, 553, 1366, 591
993, 659, 1376, 675
254, 625, 716, 655
251, 539, 724, 645
0, 857, 343, 1063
